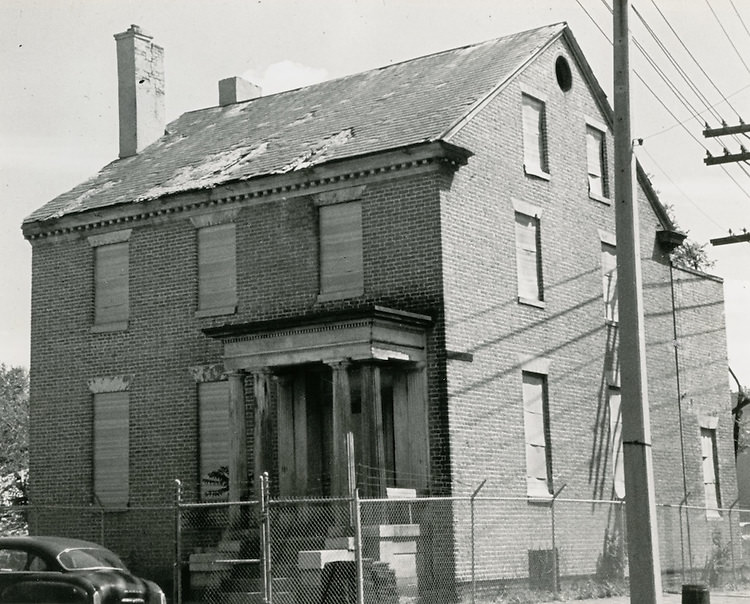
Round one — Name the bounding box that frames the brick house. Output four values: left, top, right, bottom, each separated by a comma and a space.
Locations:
22, 22, 736, 592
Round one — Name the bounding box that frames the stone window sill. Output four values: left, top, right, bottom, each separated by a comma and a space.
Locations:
195, 305, 237, 319
518, 297, 545, 309
91, 321, 128, 334
317, 288, 364, 303
524, 165, 551, 181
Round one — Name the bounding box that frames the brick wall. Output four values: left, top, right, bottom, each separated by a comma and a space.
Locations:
440, 35, 735, 580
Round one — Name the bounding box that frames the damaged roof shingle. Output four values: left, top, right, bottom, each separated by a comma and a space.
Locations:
24, 23, 565, 226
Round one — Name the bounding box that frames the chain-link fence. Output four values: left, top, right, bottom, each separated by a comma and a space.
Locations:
3, 488, 750, 604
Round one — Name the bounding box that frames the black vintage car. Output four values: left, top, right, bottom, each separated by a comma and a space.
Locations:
0, 536, 166, 604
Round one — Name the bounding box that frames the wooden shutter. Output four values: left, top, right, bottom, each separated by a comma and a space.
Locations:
319, 201, 363, 294
95, 242, 129, 324
587, 126, 605, 197
522, 372, 551, 496
198, 224, 237, 311
701, 428, 721, 514
94, 392, 129, 508
515, 212, 542, 301
608, 387, 625, 498
199, 381, 230, 500
522, 95, 546, 172
601, 243, 618, 322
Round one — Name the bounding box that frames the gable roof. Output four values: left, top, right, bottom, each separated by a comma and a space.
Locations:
24, 23, 567, 228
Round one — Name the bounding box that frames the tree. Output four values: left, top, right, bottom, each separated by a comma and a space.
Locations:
0, 365, 29, 477
670, 239, 716, 272
661, 202, 716, 272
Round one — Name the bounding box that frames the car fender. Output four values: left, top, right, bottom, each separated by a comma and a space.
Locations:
0, 572, 95, 603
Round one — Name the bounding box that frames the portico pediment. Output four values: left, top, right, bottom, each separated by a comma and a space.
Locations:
203, 305, 431, 370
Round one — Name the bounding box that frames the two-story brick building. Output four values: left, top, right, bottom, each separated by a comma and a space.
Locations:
22, 22, 736, 593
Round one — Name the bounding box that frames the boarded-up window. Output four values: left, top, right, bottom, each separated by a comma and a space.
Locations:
601, 243, 618, 323
522, 94, 547, 174
94, 242, 129, 325
94, 392, 129, 508
522, 372, 552, 497
198, 224, 237, 312
701, 427, 721, 516
515, 212, 543, 301
319, 201, 363, 295
587, 126, 608, 198
608, 387, 625, 499
199, 381, 230, 500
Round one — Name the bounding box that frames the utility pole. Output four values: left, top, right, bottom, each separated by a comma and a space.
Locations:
613, 2, 663, 603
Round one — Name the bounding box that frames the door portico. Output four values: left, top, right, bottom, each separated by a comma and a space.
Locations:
203, 306, 432, 500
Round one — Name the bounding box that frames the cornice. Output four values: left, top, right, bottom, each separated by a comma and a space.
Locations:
23, 141, 470, 242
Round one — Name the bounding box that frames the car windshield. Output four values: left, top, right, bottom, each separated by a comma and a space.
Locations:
57, 547, 127, 571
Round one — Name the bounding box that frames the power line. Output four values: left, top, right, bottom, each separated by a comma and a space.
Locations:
647, 0, 742, 121
638, 146, 724, 231
729, 0, 750, 43
704, 0, 750, 76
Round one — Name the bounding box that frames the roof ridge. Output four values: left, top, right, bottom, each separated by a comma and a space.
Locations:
181, 22, 569, 115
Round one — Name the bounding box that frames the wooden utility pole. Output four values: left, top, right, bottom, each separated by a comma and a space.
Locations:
613, 2, 663, 602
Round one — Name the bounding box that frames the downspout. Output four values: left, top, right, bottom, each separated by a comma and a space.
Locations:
669, 260, 694, 578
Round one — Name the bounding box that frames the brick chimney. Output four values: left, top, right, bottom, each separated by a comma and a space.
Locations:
114, 25, 165, 158
219, 76, 262, 106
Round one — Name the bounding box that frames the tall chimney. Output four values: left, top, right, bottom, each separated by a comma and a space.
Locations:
114, 25, 165, 158
219, 77, 262, 106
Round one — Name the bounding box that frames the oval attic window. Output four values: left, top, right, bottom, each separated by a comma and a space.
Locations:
555, 56, 572, 92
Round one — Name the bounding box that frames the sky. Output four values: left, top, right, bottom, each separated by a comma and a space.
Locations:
2, 0, 750, 387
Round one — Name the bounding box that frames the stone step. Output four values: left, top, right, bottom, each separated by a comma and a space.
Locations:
214, 591, 294, 604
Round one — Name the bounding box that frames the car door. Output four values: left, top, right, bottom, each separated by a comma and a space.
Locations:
0, 547, 88, 604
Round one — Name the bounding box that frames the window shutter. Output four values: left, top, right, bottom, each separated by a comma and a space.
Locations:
608, 388, 625, 498
198, 224, 237, 311
95, 242, 129, 324
319, 201, 363, 294
94, 392, 129, 508
199, 381, 230, 500
522, 372, 551, 496
601, 243, 618, 322
587, 126, 605, 197
515, 213, 542, 301
522, 95, 546, 172
701, 427, 721, 514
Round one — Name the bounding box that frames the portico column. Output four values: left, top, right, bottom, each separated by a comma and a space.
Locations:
361, 363, 386, 497
252, 367, 273, 500
227, 371, 249, 503
328, 360, 352, 498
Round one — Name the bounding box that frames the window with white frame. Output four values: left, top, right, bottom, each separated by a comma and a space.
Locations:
601, 242, 618, 323
522, 371, 552, 497
522, 94, 548, 176
93, 391, 129, 508
586, 125, 608, 199
608, 386, 625, 499
515, 211, 543, 303
319, 200, 363, 297
197, 223, 237, 315
701, 427, 721, 517
199, 381, 230, 500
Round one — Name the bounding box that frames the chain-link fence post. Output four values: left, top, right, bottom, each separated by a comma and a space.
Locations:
174, 479, 183, 604
470, 479, 487, 604
550, 485, 566, 597
353, 487, 364, 604
260, 472, 272, 604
